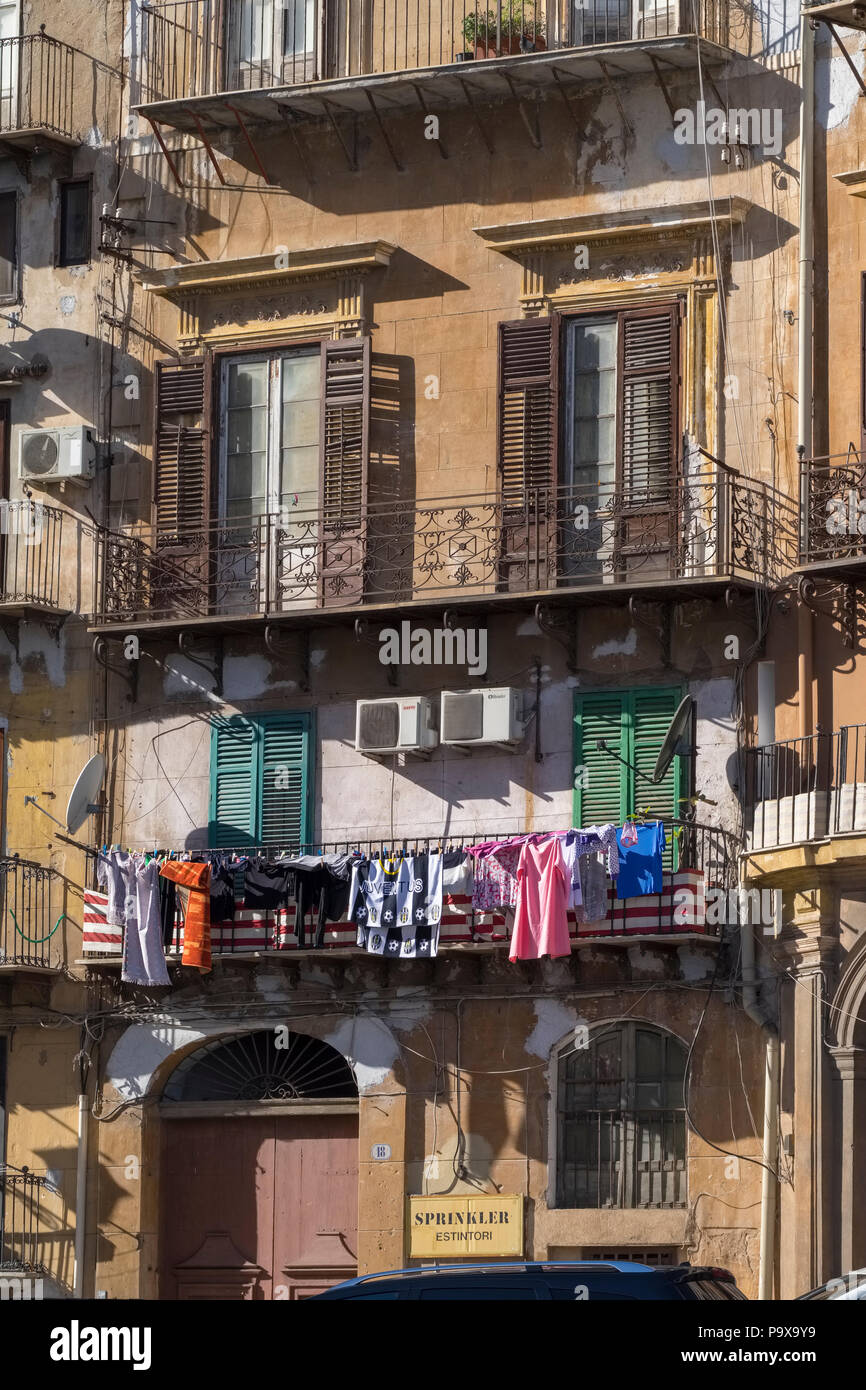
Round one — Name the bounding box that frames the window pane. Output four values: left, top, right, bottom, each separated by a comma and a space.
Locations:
281, 352, 319, 402
0, 190, 16, 298
228, 361, 267, 408
60, 181, 90, 265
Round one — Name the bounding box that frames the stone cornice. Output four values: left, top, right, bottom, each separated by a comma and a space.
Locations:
136, 241, 397, 301
473, 199, 754, 256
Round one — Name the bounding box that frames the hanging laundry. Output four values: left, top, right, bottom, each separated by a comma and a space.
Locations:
350, 853, 443, 958
469, 841, 522, 912
160, 860, 212, 972
159, 872, 178, 950
209, 856, 238, 924
510, 836, 571, 962
615, 821, 666, 899
96, 852, 171, 987
442, 849, 473, 899
278, 853, 354, 948
96, 851, 128, 928
243, 855, 292, 912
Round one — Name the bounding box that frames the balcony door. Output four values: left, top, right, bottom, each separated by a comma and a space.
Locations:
218, 347, 321, 612
226, 0, 319, 89
0, 2, 18, 131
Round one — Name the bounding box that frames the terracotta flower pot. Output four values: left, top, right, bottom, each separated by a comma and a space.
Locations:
474, 40, 496, 57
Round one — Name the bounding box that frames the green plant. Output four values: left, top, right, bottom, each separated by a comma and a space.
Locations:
499, 0, 547, 39
462, 9, 496, 44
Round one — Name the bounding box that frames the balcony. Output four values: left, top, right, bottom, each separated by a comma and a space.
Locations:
92, 472, 797, 636
745, 725, 866, 852
0, 33, 80, 151
82, 819, 737, 962
135, 0, 732, 135
0, 1165, 48, 1274
0, 856, 63, 972
0, 504, 78, 621
800, 451, 866, 578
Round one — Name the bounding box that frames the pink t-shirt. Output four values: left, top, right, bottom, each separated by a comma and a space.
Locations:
510, 837, 571, 962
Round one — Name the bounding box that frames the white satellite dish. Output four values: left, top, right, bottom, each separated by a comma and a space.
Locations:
65, 754, 106, 834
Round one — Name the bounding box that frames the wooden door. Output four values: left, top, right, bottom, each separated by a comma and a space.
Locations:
159, 1112, 359, 1300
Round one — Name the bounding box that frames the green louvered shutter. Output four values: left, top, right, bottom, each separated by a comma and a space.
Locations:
260, 715, 310, 849
573, 692, 628, 828
631, 687, 683, 868
210, 718, 256, 847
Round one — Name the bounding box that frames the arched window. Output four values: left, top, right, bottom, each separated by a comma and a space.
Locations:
556, 1023, 687, 1209
162, 1030, 357, 1103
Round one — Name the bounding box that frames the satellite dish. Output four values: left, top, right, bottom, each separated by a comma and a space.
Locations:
66, 754, 106, 834
651, 696, 694, 785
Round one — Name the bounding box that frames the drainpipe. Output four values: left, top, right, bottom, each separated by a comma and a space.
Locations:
739, 894, 780, 1301
73, 1045, 90, 1298
798, 14, 815, 537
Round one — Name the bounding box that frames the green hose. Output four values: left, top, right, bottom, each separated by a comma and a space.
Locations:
10, 911, 66, 945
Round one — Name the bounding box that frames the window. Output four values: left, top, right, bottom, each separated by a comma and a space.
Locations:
572, 686, 684, 840
163, 1030, 356, 1101
555, 1022, 688, 1209
59, 180, 91, 266
0, 190, 17, 301
226, 0, 316, 87
209, 710, 314, 847
219, 347, 321, 523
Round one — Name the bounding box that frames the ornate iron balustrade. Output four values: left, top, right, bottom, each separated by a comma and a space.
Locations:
0, 33, 77, 139
801, 450, 866, 568
96, 473, 797, 625
0, 503, 71, 614
137, 0, 730, 104
0, 1166, 47, 1273
0, 856, 62, 969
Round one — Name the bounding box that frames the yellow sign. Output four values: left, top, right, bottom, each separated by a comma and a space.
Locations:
408, 1195, 524, 1258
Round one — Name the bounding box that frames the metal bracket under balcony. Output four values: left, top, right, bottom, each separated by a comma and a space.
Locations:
134, 35, 734, 138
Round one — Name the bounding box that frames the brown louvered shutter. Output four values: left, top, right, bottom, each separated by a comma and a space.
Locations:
616, 304, 680, 580
153, 357, 212, 613
498, 315, 559, 591
319, 338, 370, 606
154, 357, 211, 543
618, 305, 678, 503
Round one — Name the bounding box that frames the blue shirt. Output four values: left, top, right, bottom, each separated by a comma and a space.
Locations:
615, 822, 666, 899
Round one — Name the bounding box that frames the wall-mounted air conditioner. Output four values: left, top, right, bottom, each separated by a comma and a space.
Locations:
355, 696, 438, 756
440, 687, 523, 748
19, 425, 96, 485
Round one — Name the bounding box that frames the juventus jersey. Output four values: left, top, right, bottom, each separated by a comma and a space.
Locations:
350, 853, 443, 958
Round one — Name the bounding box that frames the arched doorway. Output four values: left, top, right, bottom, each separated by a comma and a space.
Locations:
158, 1030, 359, 1300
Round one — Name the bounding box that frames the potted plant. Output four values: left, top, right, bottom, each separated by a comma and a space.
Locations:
501, 0, 547, 53
462, 10, 497, 60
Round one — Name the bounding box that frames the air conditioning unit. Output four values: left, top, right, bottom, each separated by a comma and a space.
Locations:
440, 687, 524, 748
356, 696, 438, 756
19, 425, 96, 485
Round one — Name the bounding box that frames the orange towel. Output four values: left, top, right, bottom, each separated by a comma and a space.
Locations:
160, 861, 212, 972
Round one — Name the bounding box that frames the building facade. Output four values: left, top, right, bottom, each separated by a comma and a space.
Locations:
0, 0, 861, 1302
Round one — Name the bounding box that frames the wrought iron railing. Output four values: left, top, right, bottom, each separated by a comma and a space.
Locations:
556, 1107, 687, 1209
0, 33, 77, 139
801, 450, 866, 567
0, 856, 62, 969
137, 0, 730, 104
0, 503, 70, 613
95, 473, 797, 625
0, 1166, 47, 1273
84, 818, 738, 959
745, 725, 866, 845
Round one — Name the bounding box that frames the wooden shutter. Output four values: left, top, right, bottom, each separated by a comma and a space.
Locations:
860, 272, 866, 457
498, 316, 559, 591
573, 691, 629, 828
209, 713, 312, 848
154, 358, 211, 541
618, 306, 678, 502
319, 338, 370, 607
210, 718, 257, 847
260, 715, 311, 848
573, 686, 683, 849
632, 687, 683, 861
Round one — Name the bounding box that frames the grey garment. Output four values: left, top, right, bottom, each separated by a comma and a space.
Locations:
97, 851, 128, 927
278, 853, 353, 878
443, 850, 473, 897
121, 856, 171, 987
575, 853, 610, 923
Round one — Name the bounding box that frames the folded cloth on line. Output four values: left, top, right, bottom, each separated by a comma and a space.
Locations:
160, 859, 212, 972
